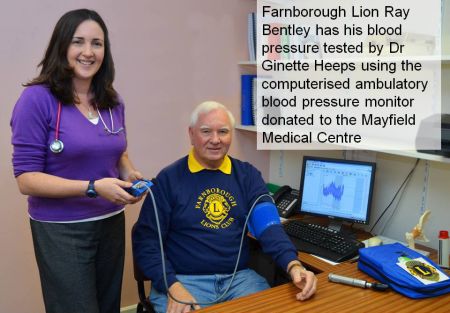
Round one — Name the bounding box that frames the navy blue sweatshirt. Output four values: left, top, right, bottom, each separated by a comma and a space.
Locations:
132, 154, 298, 292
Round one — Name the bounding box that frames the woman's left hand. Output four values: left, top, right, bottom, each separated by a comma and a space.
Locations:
118, 150, 146, 203
125, 170, 144, 182
124, 170, 148, 203
95, 178, 140, 205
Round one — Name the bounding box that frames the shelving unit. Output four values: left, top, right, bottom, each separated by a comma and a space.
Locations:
236, 59, 450, 163
237, 56, 449, 163
238, 3, 450, 164
238, 0, 450, 254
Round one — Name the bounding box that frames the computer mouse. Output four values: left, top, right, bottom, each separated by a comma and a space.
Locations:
368, 236, 383, 247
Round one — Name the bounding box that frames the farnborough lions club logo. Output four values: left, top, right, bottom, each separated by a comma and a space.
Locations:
195, 188, 237, 229
204, 193, 230, 224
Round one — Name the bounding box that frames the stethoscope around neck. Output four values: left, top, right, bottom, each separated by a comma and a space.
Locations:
49, 101, 124, 153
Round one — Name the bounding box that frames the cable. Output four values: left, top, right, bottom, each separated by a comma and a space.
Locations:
379, 176, 410, 235
369, 158, 420, 234
146, 185, 273, 306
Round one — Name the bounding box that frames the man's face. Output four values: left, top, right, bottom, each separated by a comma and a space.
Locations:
189, 108, 232, 169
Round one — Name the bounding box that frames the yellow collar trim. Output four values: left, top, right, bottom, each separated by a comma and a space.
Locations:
188, 149, 232, 174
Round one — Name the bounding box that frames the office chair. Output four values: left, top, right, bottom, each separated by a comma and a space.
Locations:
132, 224, 156, 313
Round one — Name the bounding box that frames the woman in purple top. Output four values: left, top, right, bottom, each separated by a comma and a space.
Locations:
10, 9, 143, 313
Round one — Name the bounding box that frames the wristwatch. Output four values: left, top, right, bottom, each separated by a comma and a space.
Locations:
86, 180, 98, 198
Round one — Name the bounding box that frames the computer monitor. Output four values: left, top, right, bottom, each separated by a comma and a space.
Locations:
298, 156, 376, 232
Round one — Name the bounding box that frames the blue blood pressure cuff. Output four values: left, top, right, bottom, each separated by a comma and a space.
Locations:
248, 201, 281, 239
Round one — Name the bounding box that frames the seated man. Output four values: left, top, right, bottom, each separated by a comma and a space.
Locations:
132, 101, 317, 313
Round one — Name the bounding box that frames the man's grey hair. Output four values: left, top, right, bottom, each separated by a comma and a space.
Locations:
190, 101, 236, 128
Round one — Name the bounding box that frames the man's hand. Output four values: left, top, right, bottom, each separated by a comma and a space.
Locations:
287, 261, 317, 301
167, 282, 201, 313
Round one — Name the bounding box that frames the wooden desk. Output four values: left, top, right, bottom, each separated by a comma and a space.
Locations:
197, 244, 450, 313
196, 261, 450, 313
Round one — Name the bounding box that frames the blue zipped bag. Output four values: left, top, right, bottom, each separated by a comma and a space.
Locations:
358, 243, 450, 299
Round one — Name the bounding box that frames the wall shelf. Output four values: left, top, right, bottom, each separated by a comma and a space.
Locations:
377, 149, 450, 163
235, 124, 450, 163
235, 125, 257, 132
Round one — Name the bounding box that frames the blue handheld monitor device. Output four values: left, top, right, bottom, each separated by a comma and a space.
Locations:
126, 179, 153, 197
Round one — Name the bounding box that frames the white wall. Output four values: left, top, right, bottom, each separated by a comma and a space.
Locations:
0, 1, 269, 312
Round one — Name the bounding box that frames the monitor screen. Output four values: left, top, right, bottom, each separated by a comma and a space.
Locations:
298, 156, 376, 228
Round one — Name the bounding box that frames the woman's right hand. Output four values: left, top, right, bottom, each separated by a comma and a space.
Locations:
94, 178, 138, 205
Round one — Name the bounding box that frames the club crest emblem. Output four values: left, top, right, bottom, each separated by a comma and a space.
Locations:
196, 188, 237, 229
203, 194, 230, 225
405, 260, 440, 282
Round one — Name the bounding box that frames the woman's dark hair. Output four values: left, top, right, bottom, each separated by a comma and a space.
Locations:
25, 9, 118, 108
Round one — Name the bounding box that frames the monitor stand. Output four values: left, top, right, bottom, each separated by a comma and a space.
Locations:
328, 220, 357, 239
328, 220, 343, 233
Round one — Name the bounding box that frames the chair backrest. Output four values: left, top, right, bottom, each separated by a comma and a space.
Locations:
132, 223, 155, 313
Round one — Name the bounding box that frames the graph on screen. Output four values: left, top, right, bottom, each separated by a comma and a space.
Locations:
299, 157, 375, 224
322, 181, 344, 201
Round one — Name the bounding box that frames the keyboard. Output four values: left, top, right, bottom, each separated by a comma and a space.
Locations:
283, 220, 365, 263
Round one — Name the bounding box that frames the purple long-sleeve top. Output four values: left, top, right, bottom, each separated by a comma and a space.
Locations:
11, 85, 127, 221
